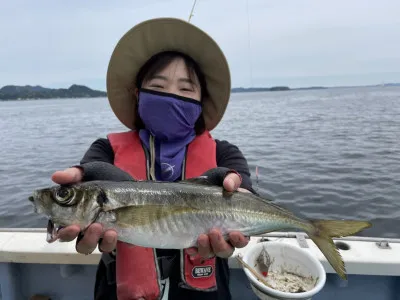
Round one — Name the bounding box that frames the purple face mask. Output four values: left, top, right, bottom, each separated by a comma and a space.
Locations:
137, 88, 202, 181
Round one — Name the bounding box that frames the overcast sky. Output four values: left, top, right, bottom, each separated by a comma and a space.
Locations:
1, 0, 399, 90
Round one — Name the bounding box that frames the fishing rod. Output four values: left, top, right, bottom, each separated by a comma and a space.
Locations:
188, 0, 198, 22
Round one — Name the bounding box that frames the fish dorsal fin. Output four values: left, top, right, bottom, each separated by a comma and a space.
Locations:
179, 176, 213, 186
222, 189, 235, 199
180, 176, 235, 198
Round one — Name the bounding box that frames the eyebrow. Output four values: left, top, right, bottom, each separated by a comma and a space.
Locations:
150, 75, 195, 84
150, 75, 168, 81
179, 78, 194, 84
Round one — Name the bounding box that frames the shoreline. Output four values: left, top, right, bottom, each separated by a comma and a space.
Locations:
0, 83, 399, 101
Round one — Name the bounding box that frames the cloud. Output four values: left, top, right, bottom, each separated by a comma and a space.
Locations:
0, 0, 399, 89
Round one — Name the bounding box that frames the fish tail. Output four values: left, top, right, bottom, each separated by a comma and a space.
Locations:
306, 219, 372, 280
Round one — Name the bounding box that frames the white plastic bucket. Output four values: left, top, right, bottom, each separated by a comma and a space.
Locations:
241, 241, 326, 300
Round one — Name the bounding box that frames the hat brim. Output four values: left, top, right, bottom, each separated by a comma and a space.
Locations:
106, 18, 231, 131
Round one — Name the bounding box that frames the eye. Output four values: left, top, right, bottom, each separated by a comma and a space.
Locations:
180, 84, 196, 92
55, 187, 75, 205
149, 84, 164, 89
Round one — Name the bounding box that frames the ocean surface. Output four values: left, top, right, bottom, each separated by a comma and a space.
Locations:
0, 86, 399, 238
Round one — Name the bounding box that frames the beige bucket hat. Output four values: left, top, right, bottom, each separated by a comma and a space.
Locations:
106, 17, 231, 131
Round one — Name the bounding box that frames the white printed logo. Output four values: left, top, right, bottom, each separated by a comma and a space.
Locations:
161, 163, 175, 179
192, 265, 214, 278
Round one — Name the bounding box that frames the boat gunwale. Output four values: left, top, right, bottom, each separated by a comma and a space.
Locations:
1, 228, 400, 277
0, 227, 399, 243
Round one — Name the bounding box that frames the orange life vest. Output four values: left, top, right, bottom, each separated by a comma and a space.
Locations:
107, 130, 218, 300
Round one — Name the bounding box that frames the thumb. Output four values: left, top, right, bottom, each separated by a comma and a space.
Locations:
51, 167, 83, 185
223, 172, 242, 192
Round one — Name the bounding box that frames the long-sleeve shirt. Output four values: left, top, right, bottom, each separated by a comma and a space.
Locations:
80, 137, 256, 193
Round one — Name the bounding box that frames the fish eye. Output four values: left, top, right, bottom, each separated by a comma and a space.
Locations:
55, 187, 75, 204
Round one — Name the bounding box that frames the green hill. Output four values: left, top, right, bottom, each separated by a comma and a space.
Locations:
0, 84, 107, 100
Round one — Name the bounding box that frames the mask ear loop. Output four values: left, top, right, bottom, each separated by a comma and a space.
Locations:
149, 134, 156, 181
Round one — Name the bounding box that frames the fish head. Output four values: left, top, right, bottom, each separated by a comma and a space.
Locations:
29, 183, 104, 242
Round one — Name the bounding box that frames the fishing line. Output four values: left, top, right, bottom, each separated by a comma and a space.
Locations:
255, 166, 259, 191
245, 0, 253, 87
187, 0, 258, 192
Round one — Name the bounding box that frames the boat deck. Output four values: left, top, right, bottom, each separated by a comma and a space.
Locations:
0, 229, 399, 299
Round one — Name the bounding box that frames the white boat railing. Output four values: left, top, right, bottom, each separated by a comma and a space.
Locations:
0, 228, 399, 277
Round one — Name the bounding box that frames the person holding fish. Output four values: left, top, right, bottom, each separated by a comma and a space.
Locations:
50, 18, 257, 300
33, 16, 371, 300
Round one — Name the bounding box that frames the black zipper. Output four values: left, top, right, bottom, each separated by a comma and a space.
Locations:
181, 146, 188, 180
140, 141, 151, 180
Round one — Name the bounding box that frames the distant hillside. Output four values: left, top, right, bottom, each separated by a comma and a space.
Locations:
230, 86, 331, 93
292, 86, 327, 90
1, 82, 398, 100
231, 86, 290, 93
230, 83, 400, 93
0, 84, 107, 100
382, 83, 400, 87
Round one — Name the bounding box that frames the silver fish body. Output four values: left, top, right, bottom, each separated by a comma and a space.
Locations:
29, 178, 372, 280
93, 180, 305, 249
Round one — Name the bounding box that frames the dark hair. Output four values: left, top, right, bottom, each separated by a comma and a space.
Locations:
134, 51, 208, 135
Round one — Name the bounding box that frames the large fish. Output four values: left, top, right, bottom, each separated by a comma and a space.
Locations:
29, 177, 372, 280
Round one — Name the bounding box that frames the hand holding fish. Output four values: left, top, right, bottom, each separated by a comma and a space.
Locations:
195, 172, 251, 259
51, 167, 118, 254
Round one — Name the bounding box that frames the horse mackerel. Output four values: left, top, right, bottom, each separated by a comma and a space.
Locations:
28, 178, 372, 280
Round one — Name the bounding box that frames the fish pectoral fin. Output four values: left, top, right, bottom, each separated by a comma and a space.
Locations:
114, 205, 197, 228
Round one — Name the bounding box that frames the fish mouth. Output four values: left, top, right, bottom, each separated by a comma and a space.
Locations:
46, 219, 59, 243
44, 207, 102, 243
